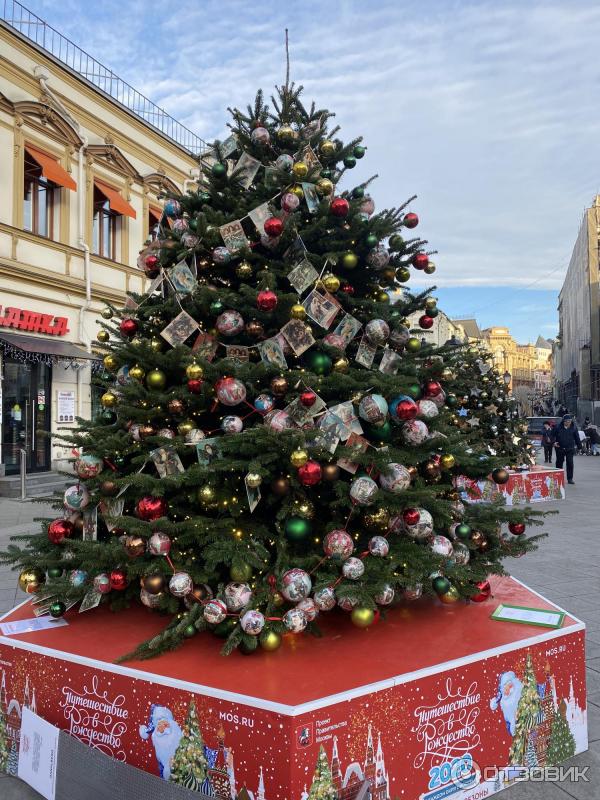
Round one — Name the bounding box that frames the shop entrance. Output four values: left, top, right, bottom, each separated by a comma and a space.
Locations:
1, 358, 51, 475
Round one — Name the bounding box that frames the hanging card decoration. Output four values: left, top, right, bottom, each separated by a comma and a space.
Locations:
191, 331, 219, 361
303, 290, 341, 329
82, 506, 98, 542
337, 433, 370, 474
168, 261, 196, 295
288, 258, 319, 294
281, 319, 315, 356
355, 336, 377, 368
225, 345, 250, 363
220, 220, 249, 253
334, 313, 362, 345
379, 348, 402, 375
258, 337, 288, 369
234, 152, 261, 189
247, 202, 271, 234
160, 311, 199, 346
301, 182, 320, 214
150, 446, 185, 478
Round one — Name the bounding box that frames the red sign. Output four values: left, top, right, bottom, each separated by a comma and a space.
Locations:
0, 306, 69, 335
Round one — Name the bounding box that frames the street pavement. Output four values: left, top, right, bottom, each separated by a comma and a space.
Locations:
0, 456, 599, 799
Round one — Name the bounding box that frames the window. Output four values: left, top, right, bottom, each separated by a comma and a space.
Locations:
148, 206, 162, 242
23, 150, 59, 238
93, 185, 120, 260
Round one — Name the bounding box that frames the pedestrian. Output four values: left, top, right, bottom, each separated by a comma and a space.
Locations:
551, 414, 583, 484
586, 424, 600, 456
541, 421, 554, 464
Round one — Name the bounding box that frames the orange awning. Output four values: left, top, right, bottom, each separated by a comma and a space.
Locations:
25, 144, 77, 191
94, 179, 137, 219
149, 205, 163, 223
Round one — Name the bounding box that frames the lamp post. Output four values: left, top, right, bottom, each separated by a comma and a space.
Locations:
503, 370, 512, 390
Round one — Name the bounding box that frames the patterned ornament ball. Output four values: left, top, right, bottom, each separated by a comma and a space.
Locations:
330, 197, 349, 217
323, 529, 354, 560
64, 484, 90, 511
375, 584, 395, 605
146, 532, 171, 558
366, 246, 390, 270
281, 192, 300, 212
109, 569, 128, 591
265, 410, 293, 432
403, 508, 434, 540
251, 126, 270, 145
471, 580, 492, 603
216, 377, 247, 406
404, 584, 423, 601
452, 542, 471, 565
508, 521, 526, 535
164, 198, 182, 217
358, 394, 388, 424
212, 246, 231, 264
296, 597, 318, 622
314, 586, 336, 611
283, 608, 308, 633
379, 463, 411, 493
365, 319, 390, 344
93, 573, 112, 594
394, 397, 418, 421
75, 454, 103, 479
360, 196, 375, 216
389, 325, 410, 349
169, 571, 193, 598
254, 393, 275, 414
204, 599, 228, 625
342, 557, 365, 580
368, 536, 390, 557
338, 596, 359, 611
298, 460, 322, 486
240, 609, 265, 635
417, 399, 439, 420
137, 496, 168, 521
401, 419, 429, 445
351, 608, 376, 628
280, 568, 312, 602
69, 568, 86, 587
216, 310, 244, 337
349, 476, 379, 506
48, 518, 74, 544
221, 415, 244, 434
431, 535, 454, 557
275, 153, 294, 171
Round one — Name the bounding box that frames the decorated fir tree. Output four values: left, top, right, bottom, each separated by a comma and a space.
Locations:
169, 700, 207, 790
546, 702, 576, 765
0, 708, 9, 773
1, 80, 544, 657
307, 746, 337, 800
509, 654, 541, 766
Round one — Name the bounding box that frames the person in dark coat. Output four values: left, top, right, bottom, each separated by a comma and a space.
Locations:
541, 421, 554, 464
551, 415, 582, 484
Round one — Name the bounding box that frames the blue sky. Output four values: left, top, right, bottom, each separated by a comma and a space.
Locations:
27, 0, 600, 343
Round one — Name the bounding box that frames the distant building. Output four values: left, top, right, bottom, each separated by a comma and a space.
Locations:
407, 308, 467, 347
453, 318, 483, 344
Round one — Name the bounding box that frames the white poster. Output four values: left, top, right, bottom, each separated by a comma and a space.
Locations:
18, 707, 60, 800
57, 390, 75, 423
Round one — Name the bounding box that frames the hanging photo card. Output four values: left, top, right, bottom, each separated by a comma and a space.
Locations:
301, 182, 320, 214
196, 438, 221, 466
161, 311, 199, 347
281, 319, 316, 356
234, 152, 261, 189
302, 145, 321, 171
337, 433, 370, 474
286, 394, 326, 426
146, 273, 164, 295
82, 506, 98, 542
168, 261, 196, 295
225, 345, 250, 363
319, 410, 350, 444
379, 347, 402, 375
258, 337, 288, 369
288, 258, 319, 294
334, 313, 362, 345
247, 202, 272, 234
220, 134, 238, 158
191, 331, 219, 361
355, 335, 377, 368
284, 236, 306, 263
99, 497, 124, 531
329, 401, 363, 437
150, 446, 185, 478
303, 290, 341, 329
220, 219, 249, 254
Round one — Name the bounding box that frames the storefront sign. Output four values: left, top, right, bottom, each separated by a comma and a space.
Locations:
57, 391, 76, 423
0, 306, 69, 335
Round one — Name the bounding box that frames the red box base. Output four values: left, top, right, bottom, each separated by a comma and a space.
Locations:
458, 468, 565, 505
0, 576, 587, 799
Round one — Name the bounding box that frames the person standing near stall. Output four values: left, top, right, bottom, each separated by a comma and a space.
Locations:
551, 415, 582, 484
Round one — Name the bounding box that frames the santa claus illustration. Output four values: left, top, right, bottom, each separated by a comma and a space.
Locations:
489, 671, 523, 736
139, 704, 183, 780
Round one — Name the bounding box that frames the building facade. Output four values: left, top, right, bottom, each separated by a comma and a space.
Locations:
407, 308, 467, 347
555, 196, 600, 421
0, 6, 203, 474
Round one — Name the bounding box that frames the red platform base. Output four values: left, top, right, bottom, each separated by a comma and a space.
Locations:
458, 467, 565, 505
0, 576, 587, 800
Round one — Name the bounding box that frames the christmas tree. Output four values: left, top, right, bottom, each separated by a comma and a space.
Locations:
307, 746, 337, 800
169, 700, 207, 790
1, 76, 544, 657
0, 707, 9, 773
546, 701, 576, 765
509, 654, 541, 765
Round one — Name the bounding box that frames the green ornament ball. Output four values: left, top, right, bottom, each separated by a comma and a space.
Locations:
455, 523, 472, 541
100, 410, 117, 424
230, 563, 253, 582
285, 516, 312, 542
210, 300, 224, 315
305, 351, 332, 376
365, 420, 393, 443
47, 567, 63, 579
389, 234, 404, 250
320, 168, 332, 179
352, 186, 365, 199
432, 576, 451, 595
49, 601, 66, 618
353, 145, 366, 159
446, 393, 458, 408
212, 163, 227, 178
213, 618, 237, 638
396, 267, 411, 282
428, 307, 439, 318
198, 190, 211, 203
343, 155, 357, 169
406, 383, 422, 400
365, 233, 379, 248
405, 337, 421, 353
183, 624, 197, 638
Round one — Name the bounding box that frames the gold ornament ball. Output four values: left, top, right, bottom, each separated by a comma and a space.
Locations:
322, 273, 340, 292
124, 535, 146, 558
439, 586, 461, 604
271, 591, 285, 608
186, 362, 204, 380
294, 499, 315, 519
236, 260, 253, 279
424, 261, 436, 275
290, 449, 309, 468
150, 337, 164, 353
290, 304, 307, 320
129, 364, 145, 381
103, 354, 117, 371
440, 454, 456, 470
97, 330, 109, 343
245, 472, 262, 488
333, 356, 350, 373
130, 337, 143, 347
146, 369, 167, 390
292, 161, 309, 179
441, 367, 455, 381
101, 391, 117, 408
380, 268, 396, 285
177, 419, 196, 435
320, 139, 336, 157
246, 319, 264, 338
322, 463, 340, 482
260, 630, 282, 651
271, 477, 290, 496
230, 562, 253, 581
351, 607, 375, 628
290, 184, 304, 199
364, 508, 390, 531
277, 124, 296, 143
141, 574, 165, 595
425, 297, 437, 310
341, 252, 358, 269
316, 178, 334, 196
270, 376, 288, 396
101, 308, 113, 320
18, 568, 45, 594
168, 398, 185, 415
375, 290, 390, 303
197, 485, 216, 505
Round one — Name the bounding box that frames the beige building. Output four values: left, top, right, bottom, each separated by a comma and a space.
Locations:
0, 7, 204, 477
407, 308, 467, 347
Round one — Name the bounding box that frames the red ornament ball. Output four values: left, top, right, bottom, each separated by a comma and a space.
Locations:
396, 398, 418, 421
471, 580, 491, 603
419, 315, 434, 330
187, 378, 203, 394
330, 197, 350, 217
424, 380, 443, 397
48, 518, 74, 544
404, 212, 419, 229
300, 390, 317, 408
109, 569, 128, 591
264, 217, 284, 238
508, 521, 526, 535
412, 252, 429, 270
136, 495, 168, 521
402, 507, 421, 526
256, 290, 278, 312
120, 318, 138, 337
298, 460, 322, 486
143, 254, 160, 275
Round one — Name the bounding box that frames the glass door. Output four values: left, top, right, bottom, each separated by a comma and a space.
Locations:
2, 359, 51, 475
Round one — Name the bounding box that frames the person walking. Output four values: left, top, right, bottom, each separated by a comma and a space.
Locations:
551, 414, 583, 484
541, 421, 554, 464
586, 424, 600, 455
